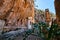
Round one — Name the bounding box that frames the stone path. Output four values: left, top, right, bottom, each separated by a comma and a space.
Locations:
0, 28, 43, 40
0, 28, 26, 40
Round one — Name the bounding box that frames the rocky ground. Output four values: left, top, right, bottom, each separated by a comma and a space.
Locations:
0, 20, 43, 40
14, 35, 42, 40
0, 28, 43, 40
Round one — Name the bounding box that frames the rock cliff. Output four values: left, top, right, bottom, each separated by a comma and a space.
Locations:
0, 0, 34, 26
54, 0, 60, 25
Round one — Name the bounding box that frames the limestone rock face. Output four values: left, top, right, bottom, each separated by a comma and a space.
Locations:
0, 0, 15, 19
45, 9, 51, 22
54, 0, 60, 25
0, 20, 5, 27
0, 0, 34, 26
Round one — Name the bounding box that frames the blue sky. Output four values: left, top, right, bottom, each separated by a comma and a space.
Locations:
35, 0, 55, 14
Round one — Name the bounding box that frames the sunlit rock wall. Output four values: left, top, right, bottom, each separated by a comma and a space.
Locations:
0, 0, 15, 19
54, 0, 60, 25
0, 0, 34, 26
45, 9, 51, 22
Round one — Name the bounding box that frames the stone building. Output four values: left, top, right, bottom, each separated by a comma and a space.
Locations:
0, 0, 34, 27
